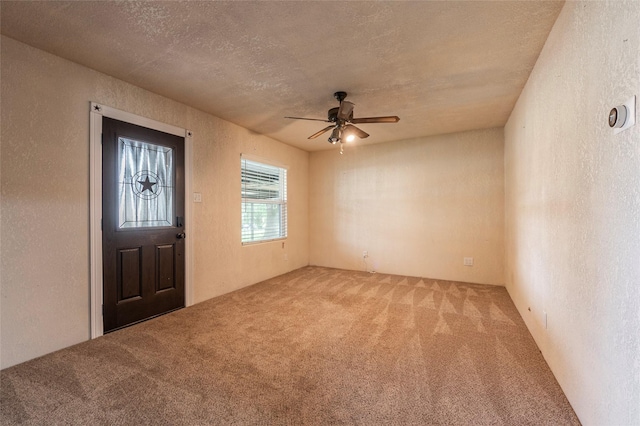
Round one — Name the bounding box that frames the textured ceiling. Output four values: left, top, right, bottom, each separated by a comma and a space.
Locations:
1, 1, 564, 151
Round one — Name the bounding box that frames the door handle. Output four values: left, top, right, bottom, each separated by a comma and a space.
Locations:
176, 232, 186, 239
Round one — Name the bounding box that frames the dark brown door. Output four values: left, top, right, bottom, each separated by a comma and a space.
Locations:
102, 117, 185, 333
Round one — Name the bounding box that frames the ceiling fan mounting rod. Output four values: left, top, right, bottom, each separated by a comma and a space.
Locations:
334, 91, 347, 103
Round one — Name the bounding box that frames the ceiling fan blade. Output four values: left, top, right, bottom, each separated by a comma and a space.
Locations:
337, 101, 354, 121
345, 124, 369, 139
285, 116, 331, 122
308, 125, 335, 139
351, 116, 400, 124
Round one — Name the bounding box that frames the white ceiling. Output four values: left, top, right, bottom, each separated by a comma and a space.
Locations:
1, 1, 564, 151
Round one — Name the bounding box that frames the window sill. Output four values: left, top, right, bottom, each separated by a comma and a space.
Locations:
242, 237, 287, 246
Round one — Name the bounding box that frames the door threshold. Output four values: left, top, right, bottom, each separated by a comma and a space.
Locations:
104, 306, 185, 334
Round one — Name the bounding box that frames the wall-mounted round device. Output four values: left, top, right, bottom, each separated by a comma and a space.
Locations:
608, 105, 628, 128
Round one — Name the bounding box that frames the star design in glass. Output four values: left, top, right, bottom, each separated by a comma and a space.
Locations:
138, 176, 157, 193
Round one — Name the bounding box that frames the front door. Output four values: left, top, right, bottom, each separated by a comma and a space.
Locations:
102, 117, 185, 333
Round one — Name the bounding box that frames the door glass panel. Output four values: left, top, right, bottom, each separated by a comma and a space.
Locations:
118, 137, 174, 228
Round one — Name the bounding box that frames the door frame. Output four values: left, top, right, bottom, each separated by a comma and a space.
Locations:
89, 102, 193, 338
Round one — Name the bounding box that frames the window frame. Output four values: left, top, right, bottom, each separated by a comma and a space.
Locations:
240, 155, 288, 245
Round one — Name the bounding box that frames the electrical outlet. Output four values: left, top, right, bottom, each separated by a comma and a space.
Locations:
363, 251, 368, 258
463, 257, 473, 266
283, 253, 288, 261
193, 192, 202, 203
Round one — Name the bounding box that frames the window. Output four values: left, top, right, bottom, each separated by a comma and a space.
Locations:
241, 156, 287, 244
117, 137, 175, 228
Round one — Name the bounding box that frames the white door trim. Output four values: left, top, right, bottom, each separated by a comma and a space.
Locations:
89, 102, 194, 338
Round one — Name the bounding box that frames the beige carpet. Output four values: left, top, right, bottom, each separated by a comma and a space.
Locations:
1, 266, 579, 425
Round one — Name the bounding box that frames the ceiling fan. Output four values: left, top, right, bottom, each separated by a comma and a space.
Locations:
285, 91, 400, 151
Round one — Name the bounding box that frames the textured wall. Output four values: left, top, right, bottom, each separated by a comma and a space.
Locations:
309, 129, 504, 285
504, 2, 640, 424
0, 37, 309, 369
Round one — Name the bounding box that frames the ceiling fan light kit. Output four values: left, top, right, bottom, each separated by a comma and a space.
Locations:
329, 127, 340, 144
285, 91, 400, 152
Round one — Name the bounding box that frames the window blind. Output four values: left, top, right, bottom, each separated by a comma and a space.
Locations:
241, 157, 287, 243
